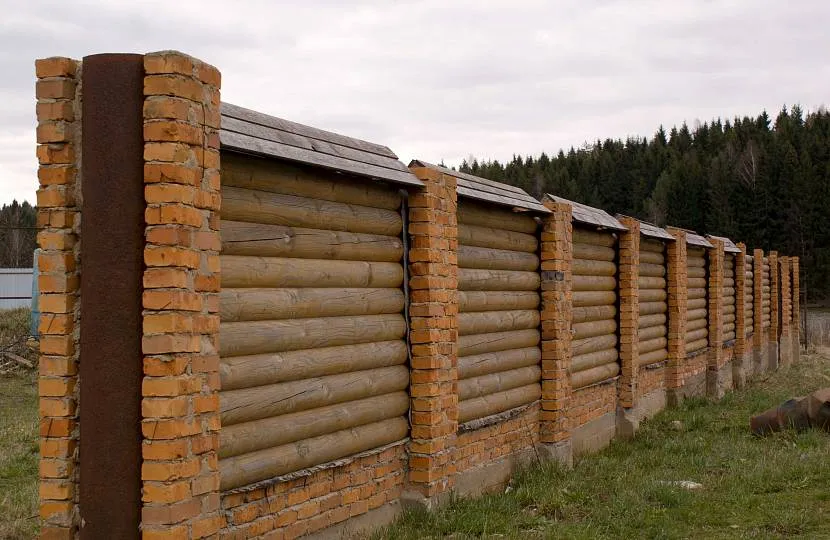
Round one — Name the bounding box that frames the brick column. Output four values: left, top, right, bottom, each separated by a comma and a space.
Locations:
665, 228, 687, 396
616, 217, 640, 409
140, 51, 223, 538
733, 243, 748, 387
768, 251, 779, 370
792, 257, 801, 361
779, 256, 792, 366
405, 165, 459, 506
35, 56, 83, 538
706, 239, 727, 397
539, 201, 572, 458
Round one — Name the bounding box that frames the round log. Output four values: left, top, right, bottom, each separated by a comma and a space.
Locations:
637, 348, 667, 366
458, 223, 538, 253
687, 266, 706, 279
458, 245, 539, 272
220, 287, 404, 322
219, 392, 409, 458
573, 243, 615, 262
459, 329, 540, 357
459, 269, 540, 292
458, 202, 538, 234
687, 317, 707, 331
724, 332, 736, 341
219, 417, 408, 490
640, 337, 667, 354
639, 277, 666, 290
688, 277, 707, 288
639, 324, 666, 340
639, 251, 665, 265
573, 291, 616, 307
572, 259, 616, 277
687, 258, 706, 269
687, 308, 707, 322
573, 275, 616, 292
220, 220, 403, 262
688, 287, 707, 300
458, 347, 541, 380
572, 334, 617, 356
221, 153, 402, 210
220, 365, 409, 426
570, 363, 619, 390
459, 366, 541, 401
639, 301, 667, 316
639, 313, 667, 329
572, 305, 617, 324
459, 291, 540, 312
221, 255, 403, 289
220, 314, 406, 357
723, 304, 735, 316
221, 186, 402, 236
640, 289, 667, 302
458, 384, 541, 423
572, 319, 616, 340
688, 298, 707, 310
641, 239, 665, 253
723, 278, 735, 288
685, 338, 708, 353
220, 340, 407, 390
723, 323, 735, 334
570, 349, 618, 373
573, 228, 615, 247
458, 310, 540, 336
685, 328, 708, 343
639, 263, 666, 278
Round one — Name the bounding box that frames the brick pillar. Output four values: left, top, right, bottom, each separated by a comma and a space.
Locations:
665, 228, 687, 395
779, 256, 792, 366
35, 56, 83, 538
616, 217, 640, 409
734, 243, 748, 387
539, 201, 572, 459
768, 251, 779, 370
792, 257, 801, 357
140, 51, 223, 538
706, 239, 727, 397
405, 165, 459, 506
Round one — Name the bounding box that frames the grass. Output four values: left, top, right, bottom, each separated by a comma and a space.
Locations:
376, 354, 830, 540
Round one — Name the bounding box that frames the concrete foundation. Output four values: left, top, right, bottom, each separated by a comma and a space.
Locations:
792, 333, 801, 365
617, 388, 667, 439
767, 341, 780, 371
706, 361, 733, 399
306, 500, 402, 540
453, 446, 538, 498
731, 349, 752, 389
779, 332, 794, 367
537, 440, 573, 469
667, 369, 706, 407
753, 342, 769, 376
571, 412, 616, 457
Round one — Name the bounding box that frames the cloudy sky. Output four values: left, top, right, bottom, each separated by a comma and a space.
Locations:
2, 0, 829, 205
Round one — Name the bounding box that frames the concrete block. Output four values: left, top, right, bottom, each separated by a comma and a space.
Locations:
706, 361, 733, 400
572, 412, 616, 457
617, 388, 667, 439
667, 370, 706, 406
306, 500, 402, 540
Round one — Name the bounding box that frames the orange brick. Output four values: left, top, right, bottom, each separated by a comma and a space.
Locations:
141, 458, 201, 482
36, 57, 77, 78
144, 120, 203, 145
145, 183, 196, 205
40, 459, 72, 479
40, 480, 73, 501
40, 417, 74, 437
36, 101, 75, 123
40, 500, 73, 520
37, 121, 71, 144
142, 396, 190, 418
142, 479, 191, 503
39, 378, 75, 397
144, 53, 194, 76
146, 203, 204, 227
142, 376, 202, 397
142, 439, 189, 461
38, 251, 75, 273
40, 398, 75, 417
143, 356, 190, 377
40, 335, 74, 356
39, 356, 77, 377
144, 312, 193, 334
143, 290, 202, 311
143, 267, 190, 289
142, 525, 188, 540
145, 246, 200, 268
141, 497, 201, 525
38, 166, 76, 186
37, 78, 76, 100
39, 313, 71, 335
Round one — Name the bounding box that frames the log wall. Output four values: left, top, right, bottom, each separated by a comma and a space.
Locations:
685, 247, 708, 355
745, 254, 754, 338
638, 239, 668, 367
723, 254, 736, 342
762, 256, 771, 329
217, 154, 410, 491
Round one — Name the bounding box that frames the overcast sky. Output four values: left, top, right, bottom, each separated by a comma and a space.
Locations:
2, 0, 829, 205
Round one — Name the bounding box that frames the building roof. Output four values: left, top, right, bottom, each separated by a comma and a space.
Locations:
219, 102, 422, 188
686, 232, 713, 248
545, 195, 626, 231
409, 160, 550, 213
708, 235, 742, 253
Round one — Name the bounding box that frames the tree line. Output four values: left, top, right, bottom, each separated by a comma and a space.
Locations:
0, 201, 36, 268
460, 105, 830, 302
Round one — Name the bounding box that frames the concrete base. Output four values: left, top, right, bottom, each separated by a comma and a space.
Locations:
306, 500, 402, 540
617, 388, 667, 439
666, 370, 706, 407
537, 440, 573, 469
732, 350, 752, 389
571, 412, 616, 457
767, 341, 780, 372
752, 343, 769, 377
779, 334, 794, 367
399, 488, 452, 512
453, 446, 538, 498
792, 333, 801, 365
707, 361, 733, 400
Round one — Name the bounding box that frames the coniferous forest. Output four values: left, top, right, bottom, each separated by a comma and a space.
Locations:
460, 105, 830, 302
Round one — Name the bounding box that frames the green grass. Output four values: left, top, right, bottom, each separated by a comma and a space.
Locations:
376, 354, 830, 540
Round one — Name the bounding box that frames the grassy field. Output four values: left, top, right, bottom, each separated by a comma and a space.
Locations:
377, 353, 830, 540
0, 372, 38, 539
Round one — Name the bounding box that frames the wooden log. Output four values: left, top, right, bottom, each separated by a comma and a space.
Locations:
458, 310, 540, 336
572, 305, 617, 324
221, 153, 402, 210
458, 269, 539, 292
639, 276, 666, 290
685, 338, 708, 353
458, 384, 541, 423
637, 348, 667, 366
220, 365, 409, 426
688, 298, 707, 310
723, 304, 735, 315
458, 201, 538, 234
639, 324, 666, 340
220, 287, 404, 322
573, 243, 615, 262
723, 277, 735, 288
572, 319, 616, 340
723, 287, 735, 297
573, 275, 616, 292
639, 263, 665, 278
458, 245, 539, 272
570, 363, 619, 390
573, 228, 615, 247
220, 340, 407, 391
570, 349, 618, 373
724, 331, 736, 341
458, 347, 541, 380
723, 323, 735, 334
459, 291, 540, 312
219, 417, 408, 490
221, 255, 403, 289
459, 329, 540, 357
573, 291, 616, 307
640, 337, 667, 354
572, 259, 616, 277
641, 239, 665, 253
685, 328, 708, 342
687, 259, 706, 269
459, 366, 541, 401
639, 301, 667, 316
688, 287, 707, 300
688, 247, 707, 257
688, 277, 707, 288
221, 186, 401, 235
220, 220, 403, 262
220, 392, 408, 458
687, 308, 707, 322
639, 314, 666, 329
220, 314, 406, 357
639, 251, 665, 265
572, 334, 617, 356
640, 289, 667, 302
458, 223, 537, 253
686, 266, 705, 279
